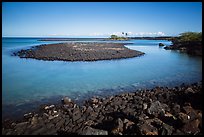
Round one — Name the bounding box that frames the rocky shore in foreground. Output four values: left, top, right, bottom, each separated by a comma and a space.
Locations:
2, 82, 202, 135
13, 42, 144, 61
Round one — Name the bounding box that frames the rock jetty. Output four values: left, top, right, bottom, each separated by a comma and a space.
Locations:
13, 42, 144, 61
2, 82, 202, 135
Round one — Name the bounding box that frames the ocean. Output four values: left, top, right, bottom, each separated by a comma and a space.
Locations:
2, 37, 202, 120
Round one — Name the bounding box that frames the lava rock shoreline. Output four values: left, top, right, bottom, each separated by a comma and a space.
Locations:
2, 82, 202, 135
13, 42, 144, 61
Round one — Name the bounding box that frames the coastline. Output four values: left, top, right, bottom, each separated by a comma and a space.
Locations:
2, 81, 202, 135
13, 42, 144, 62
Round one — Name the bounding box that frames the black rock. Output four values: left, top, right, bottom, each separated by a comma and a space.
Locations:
78, 126, 108, 135
159, 43, 165, 46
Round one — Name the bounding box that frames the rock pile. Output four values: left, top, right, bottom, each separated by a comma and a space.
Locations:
2, 82, 202, 135
13, 42, 144, 61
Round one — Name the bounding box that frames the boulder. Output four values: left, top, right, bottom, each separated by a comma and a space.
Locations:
172, 104, 180, 115
147, 101, 166, 117
31, 116, 38, 125
164, 46, 172, 50
123, 118, 135, 130
178, 112, 190, 124
61, 97, 72, 105
159, 123, 174, 135
159, 43, 165, 46
185, 87, 194, 94
137, 122, 158, 135
159, 112, 177, 127
79, 126, 108, 135
91, 97, 99, 104
111, 118, 124, 135
143, 103, 148, 110
181, 119, 200, 134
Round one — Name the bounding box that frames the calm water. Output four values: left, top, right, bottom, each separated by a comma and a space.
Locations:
2, 38, 202, 119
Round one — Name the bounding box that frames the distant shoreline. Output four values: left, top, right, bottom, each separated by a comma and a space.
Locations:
37, 36, 174, 41
13, 42, 145, 62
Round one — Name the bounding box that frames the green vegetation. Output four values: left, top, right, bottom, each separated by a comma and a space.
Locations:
166, 32, 202, 56
110, 34, 128, 40
174, 32, 202, 43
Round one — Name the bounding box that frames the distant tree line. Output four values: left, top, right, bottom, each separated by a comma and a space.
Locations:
110, 32, 129, 40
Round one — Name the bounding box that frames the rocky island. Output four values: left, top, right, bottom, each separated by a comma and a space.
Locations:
13, 42, 144, 61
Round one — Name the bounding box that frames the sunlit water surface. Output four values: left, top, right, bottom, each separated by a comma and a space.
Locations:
2, 38, 202, 119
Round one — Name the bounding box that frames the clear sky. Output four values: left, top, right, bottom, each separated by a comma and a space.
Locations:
2, 2, 202, 37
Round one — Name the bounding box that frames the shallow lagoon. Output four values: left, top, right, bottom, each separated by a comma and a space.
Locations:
2, 38, 202, 119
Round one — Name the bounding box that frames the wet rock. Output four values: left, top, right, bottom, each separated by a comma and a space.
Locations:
159, 43, 165, 46
185, 87, 194, 94
182, 105, 193, 114
24, 112, 33, 119
182, 105, 198, 121
72, 108, 82, 122
48, 114, 59, 120
123, 118, 135, 131
81, 106, 87, 113
143, 103, 148, 110
138, 113, 149, 121
137, 121, 158, 135
31, 116, 38, 125
159, 112, 177, 127
84, 120, 95, 126
15, 121, 29, 130
46, 123, 55, 129
2, 81, 202, 135
61, 97, 72, 105
181, 119, 200, 134
85, 106, 94, 114
197, 111, 202, 129
111, 118, 123, 135
30, 126, 48, 135
147, 101, 166, 117
172, 129, 185, 135
55, 119, 65, 128
91, 97, 99, 104
178, 112, 190, 124
78, 126, 108, 135
44, 104, 55, 110
172, 103, 180, 115
159, 123, 174, 135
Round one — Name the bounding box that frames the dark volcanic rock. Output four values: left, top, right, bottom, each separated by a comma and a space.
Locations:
14, 42, 145, 62
2, 82, 202, 135
111, 118, 124, 135
147, 101, 166, 117
159, 43, 165, 46
137, 121, 158, 135
61, 97, 72, 105
78, 126, 108, 135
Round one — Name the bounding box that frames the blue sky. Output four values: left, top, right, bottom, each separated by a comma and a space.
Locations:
2, 2, 202, 37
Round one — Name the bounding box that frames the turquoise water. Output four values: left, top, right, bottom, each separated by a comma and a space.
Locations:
2, 38, 202, 119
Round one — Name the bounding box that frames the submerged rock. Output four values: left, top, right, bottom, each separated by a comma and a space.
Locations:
159, 43, 165, 46
2, 82, 202, 135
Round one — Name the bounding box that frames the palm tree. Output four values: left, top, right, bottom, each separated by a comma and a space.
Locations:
125, 33, 128, 37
